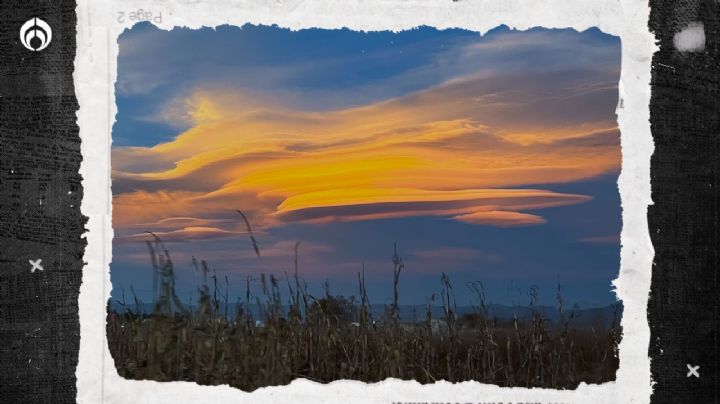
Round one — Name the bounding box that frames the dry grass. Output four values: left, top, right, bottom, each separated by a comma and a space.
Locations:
107, 239, 620, 391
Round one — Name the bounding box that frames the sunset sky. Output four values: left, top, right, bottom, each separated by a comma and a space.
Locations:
111, 24, 621, 307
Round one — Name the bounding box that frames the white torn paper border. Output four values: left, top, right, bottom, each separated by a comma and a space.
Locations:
75, 0, 656, 402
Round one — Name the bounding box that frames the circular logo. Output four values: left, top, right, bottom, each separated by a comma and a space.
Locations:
20, 18, 52, 51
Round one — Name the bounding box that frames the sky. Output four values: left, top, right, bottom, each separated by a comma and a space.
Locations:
111, 23, 622, 308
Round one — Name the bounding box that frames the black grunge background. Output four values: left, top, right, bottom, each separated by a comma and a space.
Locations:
0, 1, 85, 402
648, 0, 719, 403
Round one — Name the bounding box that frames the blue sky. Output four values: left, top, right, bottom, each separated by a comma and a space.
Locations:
111, 23, 621, 308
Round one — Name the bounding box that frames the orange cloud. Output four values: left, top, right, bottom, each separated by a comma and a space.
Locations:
116, 226, 248, 243
112, 72, 619, 238
125, 216, 235, 230
453, 210, 546, 227
271, 189, 590, 226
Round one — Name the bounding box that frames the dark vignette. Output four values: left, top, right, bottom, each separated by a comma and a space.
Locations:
0, 1, 86, 403
648, 0, 719, 402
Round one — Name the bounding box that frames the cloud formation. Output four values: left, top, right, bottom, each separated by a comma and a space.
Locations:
110, 26, 622, 306
112, 29, 620, 243
116, 227, 248, 243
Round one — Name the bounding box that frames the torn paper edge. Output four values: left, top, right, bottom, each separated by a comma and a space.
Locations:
75, 0, 656, 402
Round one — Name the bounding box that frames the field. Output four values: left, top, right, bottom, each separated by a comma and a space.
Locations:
107, 239, 621, 391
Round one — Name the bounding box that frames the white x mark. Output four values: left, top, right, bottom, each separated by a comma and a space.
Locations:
29, 259, 43, 273
687, 364, 700, 378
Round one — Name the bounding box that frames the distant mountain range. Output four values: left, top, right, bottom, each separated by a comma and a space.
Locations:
109, 301, 622, 329
380, 303, 621, 328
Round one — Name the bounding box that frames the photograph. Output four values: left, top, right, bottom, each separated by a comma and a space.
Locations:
106, 23, 624, 391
